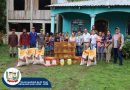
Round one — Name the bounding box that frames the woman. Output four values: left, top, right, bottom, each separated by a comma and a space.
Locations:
90, 30, 97, 50
45, 33, 50, 56
64, 32, 69, 42
55, 33, 60, 42
60, 33, 65, 42
49, 33, 55, 56
96, 32, 104, 61
105, 31, 112, 63
69, 32, 76, 42
102, 32, 106, 60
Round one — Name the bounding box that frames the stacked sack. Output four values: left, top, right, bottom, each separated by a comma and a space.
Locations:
80, 48, 96, 67
17, 47, 45, 67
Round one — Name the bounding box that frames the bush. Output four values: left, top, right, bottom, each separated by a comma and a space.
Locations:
122, 41, 130, 59
0, 32, 3, 45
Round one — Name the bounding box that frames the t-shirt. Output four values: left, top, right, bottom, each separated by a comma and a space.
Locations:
82, 33, 90, 43
37, 34, 45, 45
76, 35, 82, 46
90, 34, 97, 44
29, 32, 37, 44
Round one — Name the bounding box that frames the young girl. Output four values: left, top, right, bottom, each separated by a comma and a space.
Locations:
49, 33, 55, 56
64, 32, 69, 42
45, 33, 50, 56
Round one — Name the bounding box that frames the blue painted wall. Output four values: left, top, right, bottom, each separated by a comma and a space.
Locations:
96, 12, 130, 35
61, 12, 91, 34
51, 6, 130, 35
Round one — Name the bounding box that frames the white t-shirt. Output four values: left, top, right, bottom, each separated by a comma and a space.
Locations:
90, 34, 97, 44
82, 33, 90, 42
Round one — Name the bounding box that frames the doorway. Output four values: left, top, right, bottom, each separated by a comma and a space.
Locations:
95, 20, 108, 34
127, 22, 130, 35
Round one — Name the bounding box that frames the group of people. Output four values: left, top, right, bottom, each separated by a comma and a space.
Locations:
8, 26, 124, 65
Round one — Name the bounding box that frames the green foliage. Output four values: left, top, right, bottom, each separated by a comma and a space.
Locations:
126, 35, 130, 39
122, 41, 130, 59
0, 0, 6, 33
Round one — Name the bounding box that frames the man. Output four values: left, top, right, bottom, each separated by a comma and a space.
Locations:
37, 29, 45, 49
19, 28, 29, 49
76, 31, 82, 56
112, 27, 124, 65
82, 29, 91, 51
8, 29, 18, 57
29, 27, 37, 48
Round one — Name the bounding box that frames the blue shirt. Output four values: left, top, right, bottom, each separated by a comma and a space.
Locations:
29, 32, 37, 44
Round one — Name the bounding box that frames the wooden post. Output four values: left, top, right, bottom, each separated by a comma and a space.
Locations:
30, 0, 33, 32
6, 0, 9, 44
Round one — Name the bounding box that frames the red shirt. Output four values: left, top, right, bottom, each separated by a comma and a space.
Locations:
8, 33, 18, 47
20, 33, 30, 46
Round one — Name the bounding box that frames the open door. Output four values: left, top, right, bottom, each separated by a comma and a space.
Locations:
95, 20, 108, 34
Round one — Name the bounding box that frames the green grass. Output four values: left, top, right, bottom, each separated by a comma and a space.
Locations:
0, 45, 130, 90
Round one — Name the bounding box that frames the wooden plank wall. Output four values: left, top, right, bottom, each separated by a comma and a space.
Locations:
8, 0, 51, 20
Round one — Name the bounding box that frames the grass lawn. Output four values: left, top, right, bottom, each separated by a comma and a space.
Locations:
0, 45, 130, 90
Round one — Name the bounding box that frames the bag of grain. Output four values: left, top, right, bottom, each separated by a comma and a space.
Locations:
17, 48, 27, 67
26, 48, 36, 64
33, 47, 44, 65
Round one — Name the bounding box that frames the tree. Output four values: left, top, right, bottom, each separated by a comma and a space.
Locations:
0, 0, 6, 33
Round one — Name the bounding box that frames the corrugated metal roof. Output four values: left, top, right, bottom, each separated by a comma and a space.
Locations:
49, 0, 130, 7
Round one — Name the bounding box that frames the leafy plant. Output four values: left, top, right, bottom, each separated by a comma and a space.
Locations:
122, 41, 130, 59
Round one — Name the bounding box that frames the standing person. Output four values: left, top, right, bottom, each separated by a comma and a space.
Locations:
29, 27, 37, 48
101, 32, 106, 60
19, 28, 30, 49
96, 32, 103, 61
8, 29, 18, 57
55, 33, 60, 42
64, 32, 69, 42
105, 31, 112, 63
37, 29, 45, 49
76, 31, 82, 56
60, 33, 64, 42
69, 32, 76, 42
92, 25, 98, 34
49, 33, 55, 56
82, 29, 90, 51
112, 27, 124, 65
45, 33, 50, 56
90, 30, 97, 50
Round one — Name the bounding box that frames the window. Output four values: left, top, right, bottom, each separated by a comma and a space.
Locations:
33, 23, 42, 33
14, 0, 25, 10
9, 23, 30, 32
45, 23, 56, 34
39, 0, 51, 10
71, 19, 85, 33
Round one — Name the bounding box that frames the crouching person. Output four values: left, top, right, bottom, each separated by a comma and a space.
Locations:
8, 29, 18, 57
